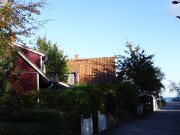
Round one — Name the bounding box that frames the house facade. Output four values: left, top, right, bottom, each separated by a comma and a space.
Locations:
67, 55, 116, 85
11, 42, 70, 95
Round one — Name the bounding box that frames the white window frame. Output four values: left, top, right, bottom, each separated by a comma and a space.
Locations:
68, 72, 79, 85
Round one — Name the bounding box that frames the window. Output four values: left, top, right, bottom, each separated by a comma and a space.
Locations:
68, 72, 79, 85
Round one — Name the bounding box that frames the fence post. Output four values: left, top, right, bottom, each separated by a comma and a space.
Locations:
81, 114, 93, 135
98, 111, 107, 133
98, 111, 100, 133
90, 113, 93, 135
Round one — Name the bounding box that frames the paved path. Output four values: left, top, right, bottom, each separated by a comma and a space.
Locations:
101, 101, 180, 135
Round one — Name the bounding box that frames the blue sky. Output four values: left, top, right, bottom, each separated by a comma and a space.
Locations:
28, 0, 180, 97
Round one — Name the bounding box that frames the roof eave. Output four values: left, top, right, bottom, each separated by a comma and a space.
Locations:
12, 42, 45, 56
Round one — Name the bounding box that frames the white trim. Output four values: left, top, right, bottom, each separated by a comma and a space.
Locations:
43, 64, 46, 73
12, 42, 45, 56
37, 73, 39, 90
68, 74, 70, 84
58, 82, 71, 88
18, 51, 70, 87
18, 51, 50, 82
40, 56, 43, 70
77, 72, 79, 84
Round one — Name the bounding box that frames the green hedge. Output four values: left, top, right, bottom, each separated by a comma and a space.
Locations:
20, 83, 139, 115
116, 82, 139, 115
0, 122, 65, 135
20, 109, 64, 123
0, 109, 66, 135
19, 82, 139, 134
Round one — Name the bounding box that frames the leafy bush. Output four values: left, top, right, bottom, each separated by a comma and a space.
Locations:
20, 90, 38, 108
0, 95, 18, 112
0, 95, 19, 122
116, 82, 139, 115
20, 109, 64, 123
19, 82, 140, 134
0, 109, 66, 135
0, 122, 65, 135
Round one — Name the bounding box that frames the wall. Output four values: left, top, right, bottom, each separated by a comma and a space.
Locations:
67, 57, 116, 84
12, 52, 38, 95
21, 48, 41, 68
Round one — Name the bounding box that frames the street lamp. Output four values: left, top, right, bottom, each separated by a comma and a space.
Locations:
172, 1, 180, 4
172, 1, 180, 19
50, 71, 59, 110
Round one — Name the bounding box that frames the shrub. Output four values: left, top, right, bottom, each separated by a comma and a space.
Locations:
19, 82, 140, 134
116, 82, 139, 115
19, 90, 38, 108
0, 109, 66, 135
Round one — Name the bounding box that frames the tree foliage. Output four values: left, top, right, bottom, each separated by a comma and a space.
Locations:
0, 30, 19, 93
0, 30, 19, 111
0, 0, 46, 42
116, 42, 165, 95
35, 36, 69, 82
169, 81, 180, 96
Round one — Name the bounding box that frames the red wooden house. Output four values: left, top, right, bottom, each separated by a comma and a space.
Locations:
11, 42, 70, 95
67, 55, 116, 85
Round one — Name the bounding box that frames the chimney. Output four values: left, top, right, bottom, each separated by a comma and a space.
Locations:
74, 55, 79, 60
9, 33, 15, 42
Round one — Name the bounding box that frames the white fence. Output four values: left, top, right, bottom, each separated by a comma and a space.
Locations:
98, 111, 107, 133
138, 96, 158, 115
81, 114, 93, 135
152, 96, 158, 111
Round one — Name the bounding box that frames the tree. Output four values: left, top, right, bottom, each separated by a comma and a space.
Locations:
0, 29, 19, 111
0, 0, 46, 43
35, 36, 69, 82
169, 81, 180, 96
0, 0, 46, 111
116, 42, 165, 96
